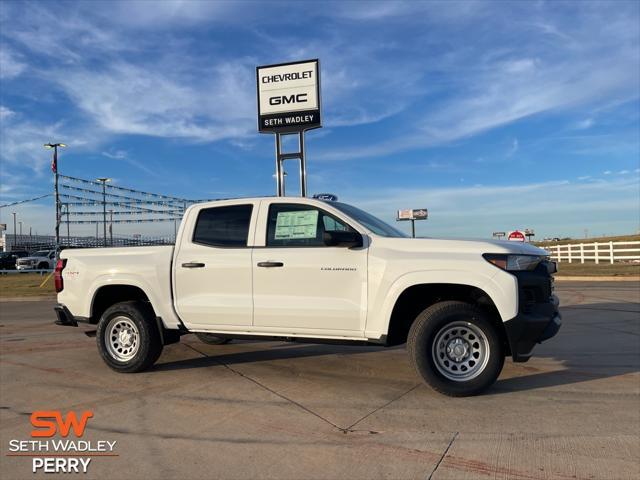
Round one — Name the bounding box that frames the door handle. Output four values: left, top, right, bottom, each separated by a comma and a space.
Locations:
182, 262, 205, 268
257, 261, 284, 268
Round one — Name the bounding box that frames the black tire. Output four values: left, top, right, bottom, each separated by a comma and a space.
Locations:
195, 333, 231, 345
407, 301, 504, 397
37, 262, 48, 269
96, 301, 163, 373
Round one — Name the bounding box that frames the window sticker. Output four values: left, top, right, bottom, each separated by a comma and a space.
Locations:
274, 210, 319, 239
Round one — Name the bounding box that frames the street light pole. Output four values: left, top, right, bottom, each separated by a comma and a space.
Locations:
96, 178, 111, 247
44, 143, 66, 250
12, 212, 16, 250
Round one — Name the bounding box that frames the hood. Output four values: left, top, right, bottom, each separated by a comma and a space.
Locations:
373, 236, 549, 256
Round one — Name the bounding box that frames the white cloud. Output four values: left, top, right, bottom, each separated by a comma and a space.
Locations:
0, 107, 102, 172
573, 118, 594, 130
0, 47, 26, 79
51, 60, 256, 142
317, 6, 640, 160
0, 105, 15, 120
341, 176, 640, 238
102, 150, 128, 160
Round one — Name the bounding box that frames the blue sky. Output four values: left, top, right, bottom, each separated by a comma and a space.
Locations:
0, 0, 639, 239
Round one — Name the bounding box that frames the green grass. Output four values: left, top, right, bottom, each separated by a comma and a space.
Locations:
0, 273, 56, 298
535, 234, 639, 247
555, 262, 640, 277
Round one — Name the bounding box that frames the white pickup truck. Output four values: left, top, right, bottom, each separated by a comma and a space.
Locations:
54, 197, 560, 396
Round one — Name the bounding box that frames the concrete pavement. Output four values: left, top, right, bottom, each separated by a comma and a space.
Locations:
0, 281, 638, 479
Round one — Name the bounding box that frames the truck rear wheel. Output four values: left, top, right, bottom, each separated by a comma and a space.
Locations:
195, 333, 231, 345
407, 301, 504, 397
97, 301, 163, 373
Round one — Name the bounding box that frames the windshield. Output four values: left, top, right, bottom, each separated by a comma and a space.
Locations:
33, 251, 49, 257
329, 202, 408, 238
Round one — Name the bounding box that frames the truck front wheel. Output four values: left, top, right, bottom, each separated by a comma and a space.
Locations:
407, 301, 504, 397
97, 301, 163, 373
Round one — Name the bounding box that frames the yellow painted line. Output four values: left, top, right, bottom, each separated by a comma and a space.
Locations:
39, 271, 54, 288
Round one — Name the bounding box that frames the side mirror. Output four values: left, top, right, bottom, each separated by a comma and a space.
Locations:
323, 230, 363, 248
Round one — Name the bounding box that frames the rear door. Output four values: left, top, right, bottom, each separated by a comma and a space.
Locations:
174, 202, 257, 328
252, 201, 368, 334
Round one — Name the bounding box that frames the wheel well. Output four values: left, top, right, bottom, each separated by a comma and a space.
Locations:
386, 283, 509, 352
90, 285, 152, 324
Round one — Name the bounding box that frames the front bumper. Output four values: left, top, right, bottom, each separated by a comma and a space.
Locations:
16, 264, 36, 270
504, 295, 561, 362
503, 262, 562, 362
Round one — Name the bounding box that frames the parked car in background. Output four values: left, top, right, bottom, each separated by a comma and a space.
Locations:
16, 250, 57, 270
0, 251, 29, 270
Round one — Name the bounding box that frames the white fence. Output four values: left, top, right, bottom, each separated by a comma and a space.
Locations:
545, 240, 640, 264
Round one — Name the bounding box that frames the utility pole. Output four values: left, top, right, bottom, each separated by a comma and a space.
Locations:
18, 221, 22, 236
44, 143, 66, 249
109, 209, 113, 246
12, 212, 16, 251
96, 178, 111, 247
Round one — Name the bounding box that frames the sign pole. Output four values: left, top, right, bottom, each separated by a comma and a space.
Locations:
411, 219, 416, 238
299, 131, 307, 197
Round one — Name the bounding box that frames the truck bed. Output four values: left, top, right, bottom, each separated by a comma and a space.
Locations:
58, 246, 182, 328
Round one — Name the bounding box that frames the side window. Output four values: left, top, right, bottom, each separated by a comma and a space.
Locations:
193, 204, 253, 247
267, 204, 353, 247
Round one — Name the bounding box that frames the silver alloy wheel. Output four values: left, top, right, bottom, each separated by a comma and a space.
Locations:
432, 321, 490, 381
105, 316, 140, 362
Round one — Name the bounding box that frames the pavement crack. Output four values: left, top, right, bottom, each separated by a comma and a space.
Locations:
182, 342, 346, 432
427, 431, 458, 480
345, 383, 421, 432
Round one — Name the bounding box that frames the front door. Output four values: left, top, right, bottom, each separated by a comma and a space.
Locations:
252, 203, 367, 334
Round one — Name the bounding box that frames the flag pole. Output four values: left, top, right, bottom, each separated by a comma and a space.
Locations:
45, 142, 66, 250
54, 146, 60, 248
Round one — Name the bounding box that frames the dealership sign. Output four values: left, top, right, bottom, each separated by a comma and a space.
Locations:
257, 59, 321, 133
397, 209, 428, 221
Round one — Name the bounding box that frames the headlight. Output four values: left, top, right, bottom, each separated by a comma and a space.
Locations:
483, 254, 546, 271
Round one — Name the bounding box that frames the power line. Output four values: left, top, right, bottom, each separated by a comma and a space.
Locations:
0, 194, 52, 209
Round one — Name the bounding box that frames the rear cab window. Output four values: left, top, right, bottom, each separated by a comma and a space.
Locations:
192, 204, 253, 248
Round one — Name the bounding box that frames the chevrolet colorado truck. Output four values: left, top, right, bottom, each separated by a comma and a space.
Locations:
54, 197, 560, 396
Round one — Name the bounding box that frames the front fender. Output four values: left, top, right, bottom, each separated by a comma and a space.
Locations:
364, 269, 518, 339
